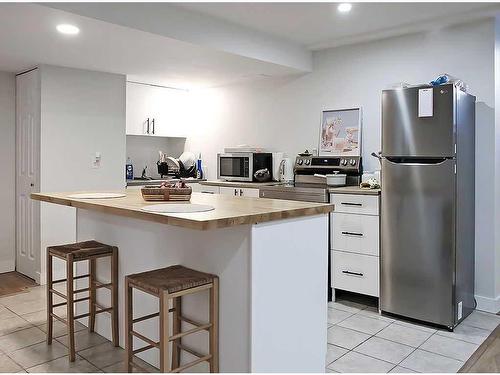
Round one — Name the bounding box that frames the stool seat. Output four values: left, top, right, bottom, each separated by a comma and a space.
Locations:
48, 240, 114, 260
127, 265, 216, 295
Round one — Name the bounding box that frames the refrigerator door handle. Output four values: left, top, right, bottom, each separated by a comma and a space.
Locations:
342, 270, 364, 277
385, 157, 449, 166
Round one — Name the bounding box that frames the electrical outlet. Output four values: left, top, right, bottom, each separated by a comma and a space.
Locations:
92, 152, 101, 168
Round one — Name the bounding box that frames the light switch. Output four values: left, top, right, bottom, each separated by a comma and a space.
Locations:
92, 152, 101, 168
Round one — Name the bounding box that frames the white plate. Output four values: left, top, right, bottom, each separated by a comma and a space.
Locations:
67, 193, 126, 199
141, 203, 215, 213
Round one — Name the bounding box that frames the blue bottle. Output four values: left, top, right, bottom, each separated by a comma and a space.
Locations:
126, 157, 134, 180
196, 153, 203, 179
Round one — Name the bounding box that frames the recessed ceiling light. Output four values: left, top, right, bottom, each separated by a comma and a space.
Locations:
337, 3, 352, 13
56, 24, 80, 35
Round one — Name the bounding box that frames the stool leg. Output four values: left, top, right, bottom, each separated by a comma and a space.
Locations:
209, 278, 219, 373
159, 291, 171, 373
125, 278, 133, 373
88, 258, 97, 333
66, 254, 76, 362
111, 248, 119, 347
46, 251, 53, 345
171, 297, 182, 370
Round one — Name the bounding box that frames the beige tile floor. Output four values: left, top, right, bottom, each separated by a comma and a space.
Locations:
1, 285, 499, 373
0, 285, 160, 373
326, 298, 500, 373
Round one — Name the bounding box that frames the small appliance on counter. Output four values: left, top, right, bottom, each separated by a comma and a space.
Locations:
272, 153, 294, 183
217, 151, 273, 182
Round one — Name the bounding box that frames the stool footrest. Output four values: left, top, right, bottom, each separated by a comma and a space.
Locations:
133, 312, 159, 324
179, 315, 209, 329
50, 312, 67, 324
132, 344, 156, 355
52, 274, 90, 284
74, 287, 90, 294
131, 330, 160, 348
94, 281, 112, 290
171, 354, 212, 373
177, 343, 205, 359
49, 289, 67, 300
168, 323, 212, 342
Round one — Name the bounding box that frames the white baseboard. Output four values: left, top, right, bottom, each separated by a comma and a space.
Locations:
0, 260, 15, 274
475, 294, 500, 313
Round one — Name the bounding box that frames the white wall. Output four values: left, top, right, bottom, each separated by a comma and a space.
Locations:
185, 19, 500, 311
0, 71, 15, 273
495, 16, 500, 303
39, 65, 126, 282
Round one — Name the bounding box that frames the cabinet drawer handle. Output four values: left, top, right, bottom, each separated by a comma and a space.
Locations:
202, 191, 215, 194
341, 231, 364, 237
342, 270, 364, 277
341, 202, 362, 207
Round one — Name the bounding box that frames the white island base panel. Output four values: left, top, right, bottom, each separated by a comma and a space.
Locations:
74, 209, 328, 372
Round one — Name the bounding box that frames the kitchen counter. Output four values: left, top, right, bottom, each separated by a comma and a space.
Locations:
126, 178, 205, 187
200, 180, 284, 188
30, 189, 329, 371
31, 190, 332, 231
328, 186, 381, 195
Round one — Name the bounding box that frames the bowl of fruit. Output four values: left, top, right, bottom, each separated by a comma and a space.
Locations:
141, 180, 192, 202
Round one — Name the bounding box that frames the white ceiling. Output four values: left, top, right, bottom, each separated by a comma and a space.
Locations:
0, 3, 300, 89
176, 2, 500, 49
0, 3, 498, 89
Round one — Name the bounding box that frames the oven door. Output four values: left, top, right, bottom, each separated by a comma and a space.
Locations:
217, 153, 253, 181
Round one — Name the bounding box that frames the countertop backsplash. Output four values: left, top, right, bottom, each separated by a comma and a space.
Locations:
126, 135, 186, 179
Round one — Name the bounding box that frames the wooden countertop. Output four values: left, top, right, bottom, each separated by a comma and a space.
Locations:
31, 190, 333, 231
328, 186, 381, 195
200, 180, 284, 188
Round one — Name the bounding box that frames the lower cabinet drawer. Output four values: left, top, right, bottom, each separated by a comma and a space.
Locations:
331, 212, 379, 256
332, 251, 379, 297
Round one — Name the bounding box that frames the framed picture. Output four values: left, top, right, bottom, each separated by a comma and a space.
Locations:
318, 107, 362, 157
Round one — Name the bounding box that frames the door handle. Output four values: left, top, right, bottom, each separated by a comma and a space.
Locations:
240, 189, 243, 196
234, 189, 237, 196
341, 202, 362, 207
341, 231, 363, 237
151, 118, 155, 134
30, 183, 34, 187
342, 270, 364, 277
146, 118, 150, 134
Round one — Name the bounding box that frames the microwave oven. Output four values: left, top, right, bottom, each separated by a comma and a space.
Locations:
217, 152, 273, 182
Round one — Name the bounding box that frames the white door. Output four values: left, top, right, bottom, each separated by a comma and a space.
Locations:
152, 86, 189, 137
16, 69, 41, 281
126, 82, 153, 135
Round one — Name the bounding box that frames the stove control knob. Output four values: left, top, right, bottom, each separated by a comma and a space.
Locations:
341, 159, 348, 166
350, 159, 356, 166
297, 159, 303, 165
305, 159, 311, 165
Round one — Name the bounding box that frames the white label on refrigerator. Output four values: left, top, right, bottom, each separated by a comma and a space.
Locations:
457, 301, 463, 320
418, 88, 433, 117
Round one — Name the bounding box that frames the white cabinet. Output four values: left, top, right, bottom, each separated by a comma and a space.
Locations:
330, 193, 380, 298
220, 186, 259, 197
126, 82, 188, 137
332, 250, 379, 297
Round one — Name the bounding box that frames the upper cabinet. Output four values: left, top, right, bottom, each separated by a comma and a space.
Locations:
126, 82, 189, 138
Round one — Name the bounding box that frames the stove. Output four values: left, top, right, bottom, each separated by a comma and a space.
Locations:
259, 155, 362, 203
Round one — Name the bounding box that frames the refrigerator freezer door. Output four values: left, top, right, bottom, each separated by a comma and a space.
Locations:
380, 158, 455, 327
382, 85, 455, 157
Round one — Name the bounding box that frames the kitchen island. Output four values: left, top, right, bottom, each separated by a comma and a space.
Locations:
31, 190, 332, 372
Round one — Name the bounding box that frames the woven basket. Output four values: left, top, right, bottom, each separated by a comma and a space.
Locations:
141, 185, 192, 202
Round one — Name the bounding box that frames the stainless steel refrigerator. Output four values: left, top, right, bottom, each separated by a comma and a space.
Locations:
380, 84, 475, 330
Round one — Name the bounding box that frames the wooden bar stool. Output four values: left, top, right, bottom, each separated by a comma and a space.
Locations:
125, 265, 219, 373
46, 240, 119, 362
